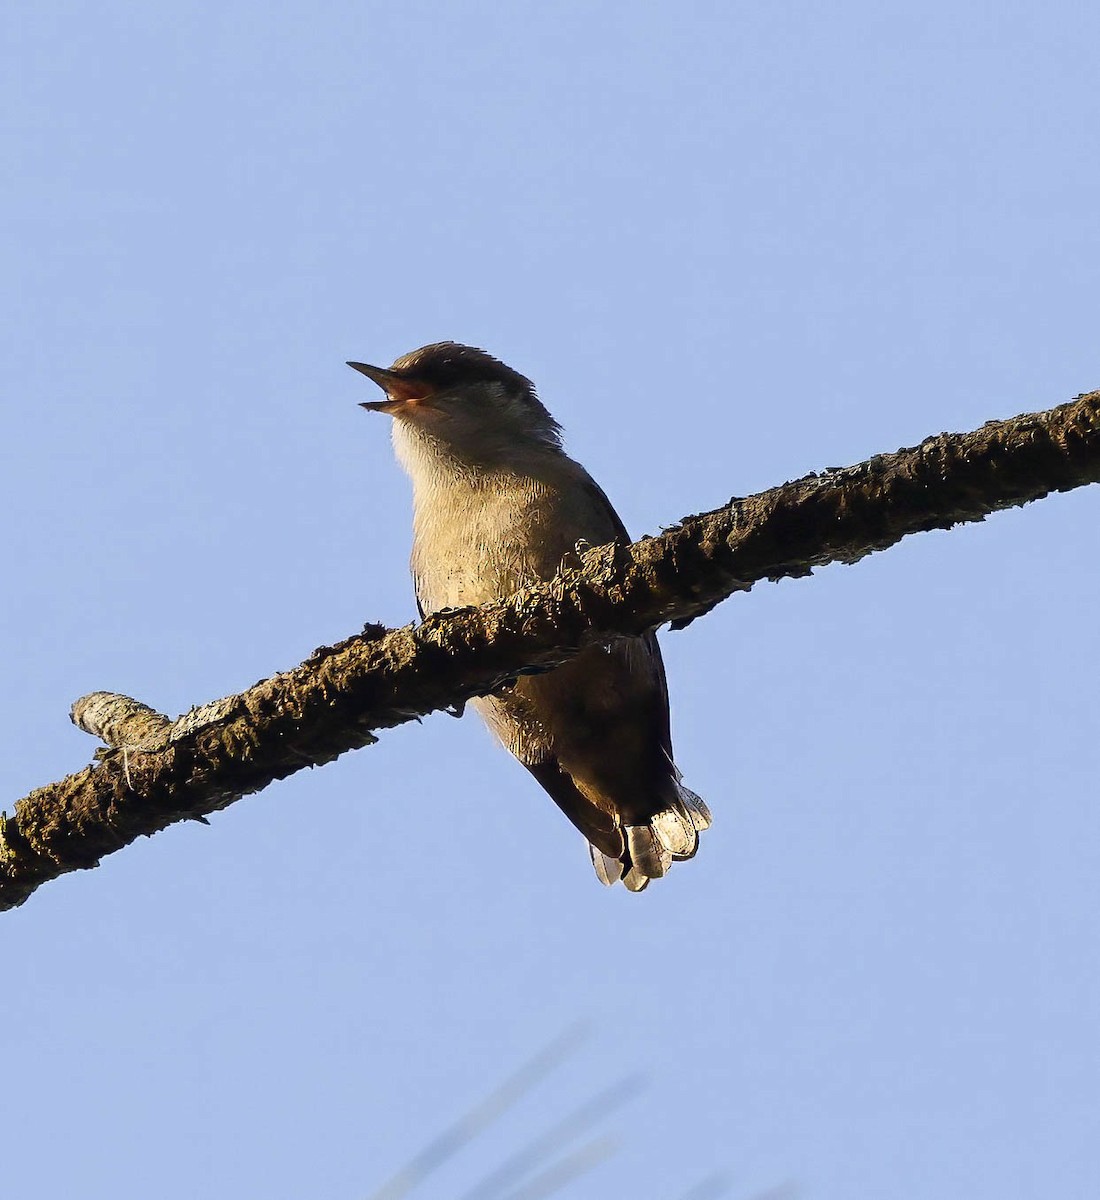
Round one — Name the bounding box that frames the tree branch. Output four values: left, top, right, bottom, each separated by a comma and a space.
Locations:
3, 392, 1097, 910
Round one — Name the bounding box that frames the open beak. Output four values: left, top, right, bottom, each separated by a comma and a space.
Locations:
347, 361, 435, 412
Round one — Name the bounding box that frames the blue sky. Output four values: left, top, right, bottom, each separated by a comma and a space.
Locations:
3, 2, 1099, 1197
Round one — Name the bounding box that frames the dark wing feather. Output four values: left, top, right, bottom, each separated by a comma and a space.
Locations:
573, 474, 674, 755
524, 758, 625, 861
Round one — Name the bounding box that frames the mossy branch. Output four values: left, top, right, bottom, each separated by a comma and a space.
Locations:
2, 391, 1097, 911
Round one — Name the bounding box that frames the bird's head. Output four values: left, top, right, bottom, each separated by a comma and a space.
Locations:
348, 342, 562, 466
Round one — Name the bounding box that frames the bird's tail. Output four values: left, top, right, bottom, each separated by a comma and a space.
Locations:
589, 778, 711, 893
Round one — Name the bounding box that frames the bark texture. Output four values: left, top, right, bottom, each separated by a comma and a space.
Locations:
2, 392, 1097, 910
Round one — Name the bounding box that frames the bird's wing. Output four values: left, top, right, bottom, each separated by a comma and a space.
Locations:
573, 473, 674, 754
523, 758, 625, 861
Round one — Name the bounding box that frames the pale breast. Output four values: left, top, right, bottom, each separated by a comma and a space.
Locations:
395, 422, 628, 617
411, 473, 568, 612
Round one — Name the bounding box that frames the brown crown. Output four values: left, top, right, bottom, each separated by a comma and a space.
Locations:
390, 342, 537, 397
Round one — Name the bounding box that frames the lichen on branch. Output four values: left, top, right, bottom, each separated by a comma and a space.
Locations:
1, 391, 1097, 911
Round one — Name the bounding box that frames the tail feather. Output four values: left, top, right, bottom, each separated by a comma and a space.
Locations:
626, 825, 672, 879
586, 782, 709, 891
589, 846, 622, 887
651, 807, 697, 857
621, 866, 650, 893
680, 788, 712, 834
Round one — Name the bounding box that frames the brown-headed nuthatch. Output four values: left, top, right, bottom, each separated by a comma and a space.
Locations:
349, 342, 709, 890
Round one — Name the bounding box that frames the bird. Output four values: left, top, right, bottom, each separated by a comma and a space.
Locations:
349, 342, 709, 890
